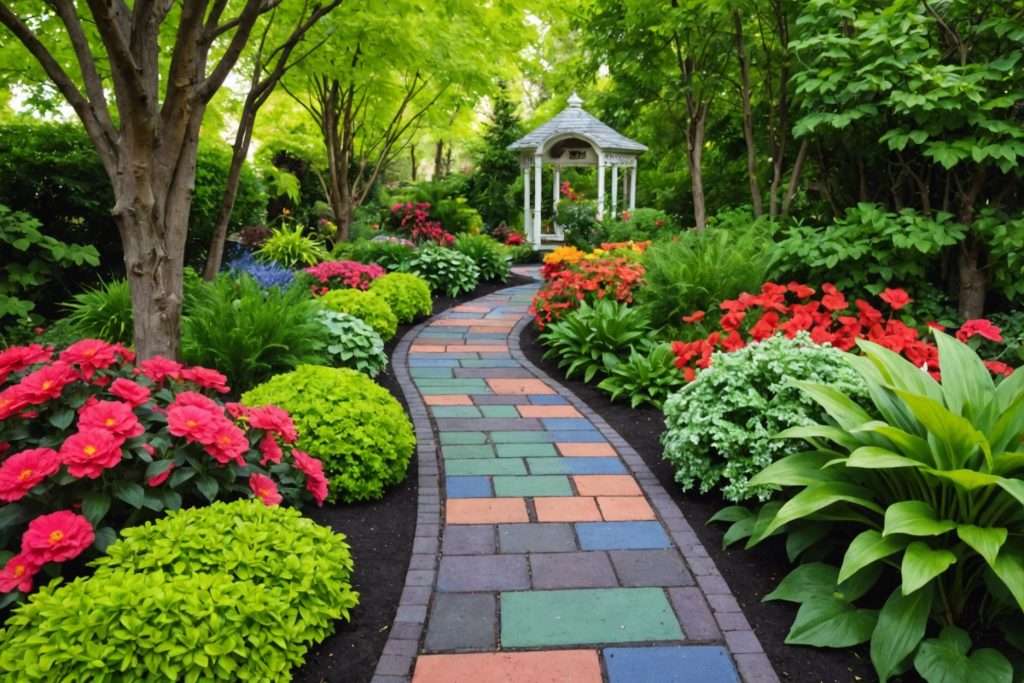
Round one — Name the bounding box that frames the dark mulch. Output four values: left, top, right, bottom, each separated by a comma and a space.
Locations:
519, 323, 876, 683
294, 273, 532, 683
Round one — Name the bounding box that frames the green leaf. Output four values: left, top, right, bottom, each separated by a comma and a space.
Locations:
914, 626, 1013, 683
759, 482, 883, 540
786, 523, 832, 563
81, 491, 112, 526
901, 541, 956, 595
956, 525, 1007, 567
839, 530, 906, 583
883, 501, 955, 537
709, 505, 753, 524
933, 329, 996, 419
111, 481, 145, 509
792, 381, 874, 430
748, 450, 833, 487
145, 459, 174, 480
785, 596, 878, 647
722, 516, 756, 548
195, 475, 219, 502
0, 502, 28, 530
846, 446, 926, 470
871, 584, 934, 682
764, 562, 838, 603
47, 408, 76, 430
93, 526, 118, 553
991, 549, 1024, 611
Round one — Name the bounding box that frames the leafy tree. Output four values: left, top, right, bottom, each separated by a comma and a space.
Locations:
467, 82, 524, 228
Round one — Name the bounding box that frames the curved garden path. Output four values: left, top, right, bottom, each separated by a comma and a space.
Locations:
373, 270, 778, 683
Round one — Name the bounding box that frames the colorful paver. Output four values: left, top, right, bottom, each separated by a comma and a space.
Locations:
373, 280, 777, 683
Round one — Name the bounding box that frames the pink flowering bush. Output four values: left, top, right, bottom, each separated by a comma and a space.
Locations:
304, 260, 385, 294
0, 339, 329, 602
389, 201, 454, 246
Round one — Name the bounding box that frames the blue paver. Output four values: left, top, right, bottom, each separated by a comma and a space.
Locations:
445, 476, 493, 498
541, 418, 595, 431
527, 457, 626, 475
576, 522, 673, 550
529, 395, 569, 405
546, 429, 608, 442
604, 646, 740, 683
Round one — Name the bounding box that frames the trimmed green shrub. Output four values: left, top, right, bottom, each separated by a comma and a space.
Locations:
541, 298, 653, 383
661, 333, 866, 502
319, 288, 398, 340
598, 343, 685, 408
453, 234, 510, 282
318, 311, 388, 377
341, 238, 416, 271
258, 224, 328, 268
369, 272, 433, 324
243, 365, 414, 502
403, 245, 480, 297
603, 208, 677, 243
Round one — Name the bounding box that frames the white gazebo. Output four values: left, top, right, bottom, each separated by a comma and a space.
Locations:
508, 93, 647, 248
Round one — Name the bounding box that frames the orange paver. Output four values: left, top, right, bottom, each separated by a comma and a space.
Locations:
423, 394, 473, 406
470, 325, 514, 334
597, 496, 656, 521
433, 318, 515, 327
412, 650, 602, 683
486, 378, 555, 395
573, 475, 643, 497
518, 404, 583, 418
446, 498, 529, 524
534, 496, 602, 522
410, 344, 447, 353
557, 442, 617, 457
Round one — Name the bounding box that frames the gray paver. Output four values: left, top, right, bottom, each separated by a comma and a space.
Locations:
424, 593, 497, 652
609, 549, 695, 587
530, 551, 618, 589
437, 554, 529, 592
498, 523, 577, 553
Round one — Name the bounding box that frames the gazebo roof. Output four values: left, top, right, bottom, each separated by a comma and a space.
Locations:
508, 93, 647, 155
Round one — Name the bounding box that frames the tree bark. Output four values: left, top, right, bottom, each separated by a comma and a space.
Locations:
203, 107, 255, 280
781, 139, 809, 219
410, 144, 417, 181
685, 103, 708, 230
956, 168, 988, 318
733, 10, 762, 216
433, 139, 445, 179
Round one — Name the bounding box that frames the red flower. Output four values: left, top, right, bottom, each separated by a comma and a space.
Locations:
821, 286, 849, 312
749, 312, 780, 341
879, 288, 911, 311
16, 361, 78, 405
249, 473, 283, 506
146, 463, 175, 487
787, 282, 816, 298
78, 400, 143, 440
0, 344, 52, 383
956, 319, 1003, 344
181, 366, 231, 394
0, 448, 61, 502
985, 360, 1014, 378
167, 405, 217, 444
59, 429, 123, 479
137, 356, 183, 383
259, 434, 282, 465
505, 233, 525, 246
21, 510, 94, 564
204, 420, 249, 465
0, 552, 40, 593
292, 449, 329, 505
926, 322, 946, 331
59, 339, 118, 379
682, 311, 705, 324
109, 378, 151, 407
855, 299, 884, 327
248, 405, 298, 443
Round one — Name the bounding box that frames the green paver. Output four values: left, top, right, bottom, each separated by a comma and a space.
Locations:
496, 443, 558, 458
421, 385, 491, 396
442, 444, 496, 459
446, 459, 527, 476
493, 475, 572, 497
415, 379, 489, 389
432, 406, 483, 418
490, 431, 554, 444
440, 432, 487, 445
501, 588, 682, 647
410, 367, 453, 378
481, 405, 519, 418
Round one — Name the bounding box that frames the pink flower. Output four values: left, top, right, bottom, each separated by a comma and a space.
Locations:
0, 448, 61, 502
20, 510, 95, 564
16, 361, 78, 405
59, 429, 123, 479
0, 385, 29, 421
204, 420, 249, 465
109, 378, 151, 407
181, 366, 230, 394
248, 405, 298, 443
292, 449, 329, 505
137, 356, 183, 383
682, 311, 705, 324
259, 434, 282, 465
146, 462, 175, 487
0, 552, 40, 593
0, 344, 52, 383
249, 473, 283, 506
167, 405, 217, 444
59, 339, 119, 379
78, 400, 143, 440
172, 391, 222, 413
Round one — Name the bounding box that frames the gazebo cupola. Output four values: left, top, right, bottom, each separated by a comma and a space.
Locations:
508, 93, 647, 248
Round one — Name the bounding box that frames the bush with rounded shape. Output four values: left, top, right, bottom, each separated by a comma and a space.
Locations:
341, 238, 416, 271
453, 234, 510, 282
661, 333, 866, 502
242, 365, 414, 502
369, 272, 432, 324
603, 208, 677, 243
318, 311, 388, 377
403, 245, 480, 298
319, 288, 398, 340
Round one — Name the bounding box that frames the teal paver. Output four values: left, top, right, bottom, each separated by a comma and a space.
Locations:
493, 475, 572, 497
421, 385, 492, 396
490, 431, 554, 444
410, 367, 454, 378
446, 459, 527, 476
415, 378, 490, 388
500, 587, 683, 647
442, 444, 495, 459
432, 406, 483, 418
496, 443, 558, 458
440, 432, 487, 445
480, 405, 519, 418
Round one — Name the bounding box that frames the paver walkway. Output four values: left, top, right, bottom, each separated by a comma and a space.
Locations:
373, 277, 778, 683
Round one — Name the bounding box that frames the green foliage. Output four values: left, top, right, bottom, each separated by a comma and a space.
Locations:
369, 272, 433, 324
637, 223, 774, 331
243, 366, 415, 503
0, 501, 357, 681
340, 238, 415, 271
182, 274, 329, 392
603, 208, 677, 243
318, 311, 388, 377
661, 334, 866, 502
726, 331, 1024, 682
975, 209, 1024, 304
598, 343, 685, 409
0, 204, 99, 332
453, 234, 510, 282
319, 288, 398, 340
61, 279, 134, 345
541, 299, 652, 383
403, 245, 480, 298
466, 83, 524, 228
555, 200, 603, 250
257, 224, 328, 268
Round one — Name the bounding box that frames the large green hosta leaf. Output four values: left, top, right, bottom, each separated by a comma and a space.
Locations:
901, 541, 956, 595
838, 529, 906, 583
933, 330, 996, 421
784, 596, 878, 648
871, 584, 933, 682
913, 626, 1012, 683
846, 445, 926, 470
956, 525, 1007, 568
894, 389, 990, 470
991, 549, 1024, 612
765, 562, 880, 605
757, 481, 883, 541
792, 380, 874, 430
883, 501, 955, 537
748, 450, 836, 488
855, 338, 943, 404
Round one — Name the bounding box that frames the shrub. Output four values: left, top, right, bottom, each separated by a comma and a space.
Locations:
722, 332, 1024, 682
182, 274, 329, 392
0, 341, 327, 601
257, 224, 328, 268
541, 299, 653, 383
531, 250, 646, 328
304, 260, 385, 292
318, 311, 388, 377
555, 199, 604, 250
403, 245, 480, 298
453, 234, 510, 282
342, 237, 416, 271
603, 208, 677, 243
388, 201, 454, 245
369, 272, 433, 324
319, 288, 398, 340
226, 251, 295, 289
61, 278, 134, 345
508, 244, 537, 264
243, 365, 414, 503
598, 343, 685, 408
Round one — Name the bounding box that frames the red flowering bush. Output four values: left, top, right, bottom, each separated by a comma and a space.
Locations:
531, 253, 646, 328
670, 282, 1011, 382
505, 232, 525, 246
389, 201, 454, 246
0, 339, 329, 600
304, 260, 385, 294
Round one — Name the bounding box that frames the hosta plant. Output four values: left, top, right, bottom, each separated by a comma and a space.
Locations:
717, 330, 1024, 682
598, 343, 686, 409
541, 299, 652, 383
453, 234, 510, 282
318, 311, 388, 377
403, 245, 480, 298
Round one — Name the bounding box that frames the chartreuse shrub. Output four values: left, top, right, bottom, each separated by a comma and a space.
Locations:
243, 365, 414, 502
598, 343, 684, 409
716, 331, 1024, 682
541, 299, 653, 383
319, 288, 398, 341
318, 311, 388, 377
453, 233, 510, 282
369, 272, 432, 324
403, 245, 480, 297
0, 501, 357, 681
661, 334, 866, 503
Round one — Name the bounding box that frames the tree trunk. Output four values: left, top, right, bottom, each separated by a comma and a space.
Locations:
781, 139, 809, 219
410, 144, 417, 181
203, 108, 256, 280
685, 104, 708, 230
956, 169, 988, 318
433, 139, 445, 179
734, 10, 762, 217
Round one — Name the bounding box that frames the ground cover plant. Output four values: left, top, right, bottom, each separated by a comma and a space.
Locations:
317, 311, 388, 377
319, 288, 398, 341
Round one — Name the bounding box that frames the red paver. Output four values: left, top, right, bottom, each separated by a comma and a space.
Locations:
534, 496, 602, 522
410, 344, 447, 353
597, 496, 656, 521
518, 405, 583, 418
423, 394, 473, 406
447, 498, 529, 524
412, 650, 602, 683
486, 378, 555, 395
573, 475, 643, 497
557, 442, 617, 457
434, 318, 514, 328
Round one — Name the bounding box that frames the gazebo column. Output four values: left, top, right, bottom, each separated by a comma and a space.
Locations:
629, 162, 637, 210
611, 165, 619, 218
553, 166, 561, 209
533, 154, 543, 249
596, 153, 606, 220
522, 165, 531, 241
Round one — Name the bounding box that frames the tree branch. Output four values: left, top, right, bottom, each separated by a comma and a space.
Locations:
199, 0, 281, 101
